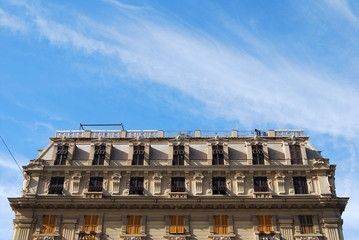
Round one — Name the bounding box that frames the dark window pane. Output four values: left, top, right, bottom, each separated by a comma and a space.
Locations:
252, 145, 264, 165
212, 145, 224, 165
129, 177, 144, 194
290, 145, 303, 165
54, 145, 68, 165
212, 177, 226, 194
48, 177, 64, 194
173, 145, 185, 165
132, 146, 144, 165
293, 177, 308, 194
88, 177, 103, 192
93, 145, 106, 165
254, 177, 268, 192
171, 177, 186, 192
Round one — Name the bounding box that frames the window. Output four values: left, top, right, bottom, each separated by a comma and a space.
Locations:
54, 145, 68, 165
258, 215, 272, 232
129, 177, 144, 195
127, 216, 141, 234
214, 215, 228, 234
212, 177, 226, 195
171, 177, 186, 192
170, 216, 185, 234
252, 144, 264, 165
132, 146, 145, 165
299, 215, 314, 234
83, 215, 99, 232
212, 145, 224, 165
173, 145, 185, 165
254, 177, 268, 192
293, 177, 308, 194
40, 215, 56, 234
93, 145, 106, 165
289, 144, 303, 164
48, 177, 64, 194
88, 177, 103, 192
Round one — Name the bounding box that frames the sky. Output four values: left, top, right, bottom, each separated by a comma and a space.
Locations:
0, 0, 358, 239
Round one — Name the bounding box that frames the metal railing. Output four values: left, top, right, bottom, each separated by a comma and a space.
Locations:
126, 130, 158, 138
90, 130, 121, 138
55, 130, 303, 138
274, 130, 304, 137
163, 131, 195, 137
55, 131, 84, 138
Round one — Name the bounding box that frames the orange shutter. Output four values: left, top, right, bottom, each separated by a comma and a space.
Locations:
127, 216, 141, 234
214, 216, 228, 234
170, 216, 184, 234
258, 215, 272, 232
40, 215, 56, 234
83, 215, 98, 232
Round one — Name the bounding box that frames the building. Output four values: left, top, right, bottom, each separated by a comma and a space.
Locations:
8, 129, 348, 240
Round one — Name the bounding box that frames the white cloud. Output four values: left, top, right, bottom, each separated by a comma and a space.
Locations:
0, 8, 26, 32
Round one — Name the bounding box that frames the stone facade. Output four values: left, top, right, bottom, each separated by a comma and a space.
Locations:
9, 129, 348, 240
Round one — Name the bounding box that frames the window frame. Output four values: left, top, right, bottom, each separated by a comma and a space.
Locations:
54, 145, 68, 165
289, 144, 303, 165
299, 215, 314, 234
92, 144, 106, 166
293, 177, 308, 194
254, 177, 268, 192
132, 145, 145, 166
88, 177, 103, 192
252, 144, 264, 165
129, 177, 144, 195
212, 177, 227, 195
212, 145, 224, 165
173, 145, 185, 166
48, 177, 64, 194
171, 177, 186, 192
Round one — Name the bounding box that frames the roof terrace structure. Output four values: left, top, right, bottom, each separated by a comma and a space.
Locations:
9, 129, 348, 240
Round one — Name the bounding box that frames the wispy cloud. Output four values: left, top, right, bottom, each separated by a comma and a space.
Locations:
324, 0, 359, 26
2, 1, 359, 139
0, 8, 26, 32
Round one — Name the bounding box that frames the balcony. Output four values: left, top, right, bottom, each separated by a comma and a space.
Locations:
253, 192, 273, 198
294, 235, 324, 240
84, 192, 103, 199
33, 234, 60, 240
78, 231, 98, 240
209, 234, 235, 240
165, 235, 191, 240
169, 192, 188, 198
120, 234, 147, 240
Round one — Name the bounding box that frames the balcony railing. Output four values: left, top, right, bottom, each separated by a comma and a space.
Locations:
274, 130, 304, 137
33, 234, 60, 240
55, 129, 303, 138
253, 192, 273, 198
55, 131, 84, 138
169, 192, 188, 198
78, 231, 97, 240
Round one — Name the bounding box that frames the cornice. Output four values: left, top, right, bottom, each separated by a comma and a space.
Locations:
9, 196, 348, 212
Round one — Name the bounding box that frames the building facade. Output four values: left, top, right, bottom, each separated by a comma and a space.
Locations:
9, 129, 348, 240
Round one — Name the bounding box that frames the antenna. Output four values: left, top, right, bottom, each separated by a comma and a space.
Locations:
0, 136, 23, 174
79, 123, 125, 131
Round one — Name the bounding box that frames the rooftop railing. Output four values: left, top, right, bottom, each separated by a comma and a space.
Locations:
55, 129, 304, 138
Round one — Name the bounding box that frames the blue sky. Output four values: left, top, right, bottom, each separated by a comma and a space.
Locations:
0, 0, 358, 239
